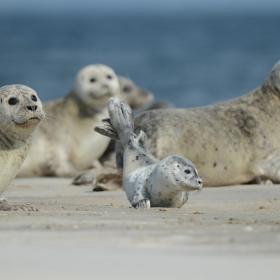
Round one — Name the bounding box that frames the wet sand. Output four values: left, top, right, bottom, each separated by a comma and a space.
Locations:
1, 178, 280, 279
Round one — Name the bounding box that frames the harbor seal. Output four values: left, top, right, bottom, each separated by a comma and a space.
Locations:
133, 60, 280, 186
18, 64, 121, 177
0, 84, 44, 210
95, 98, 202, 208
118, 76, 154, 110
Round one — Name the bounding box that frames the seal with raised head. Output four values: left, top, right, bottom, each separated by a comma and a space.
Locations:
0, 84, 45, 210
95, 98, 202, 208
18, 64, 121, 177
133, 61, 280, 186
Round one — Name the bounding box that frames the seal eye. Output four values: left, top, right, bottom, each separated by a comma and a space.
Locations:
184, 169, 191, 175
8, 97, 19, 106
107, 74, 113, 80
31, 95, 37, 102
123, 86, 132, 93
90, 78, 96, 83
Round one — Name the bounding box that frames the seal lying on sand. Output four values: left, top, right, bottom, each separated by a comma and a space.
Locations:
95, 98, 202, 208
0, 85, 44, 211
18, 64, 121, 177
133, 61, 280, 186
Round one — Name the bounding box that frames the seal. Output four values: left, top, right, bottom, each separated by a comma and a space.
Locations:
118, 76, 154, 110
133, 61, 280, 186
18, 64, 121, 177
95, 98, 202, 208
119, 76, 173, 112
0, 84, 45, 211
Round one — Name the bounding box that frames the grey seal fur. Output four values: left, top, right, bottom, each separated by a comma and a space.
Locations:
95, 98, 202, 208
0, 84, 44, 210
133, 60, 280, 186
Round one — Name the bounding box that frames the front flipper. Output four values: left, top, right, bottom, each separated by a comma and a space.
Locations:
133, 199, 151, 209
131, 188, 151, 209
254, 150, 280, 183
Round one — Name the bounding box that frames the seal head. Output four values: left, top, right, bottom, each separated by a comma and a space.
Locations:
161, 155, 203, 191
0, 84, 45, 145
118, 76, 154, 110
73, 64, 120, 111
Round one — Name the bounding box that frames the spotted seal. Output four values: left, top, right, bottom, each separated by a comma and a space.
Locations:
133, 61, 280, 186
0, 85, 44, 210
95, 98, 202, 208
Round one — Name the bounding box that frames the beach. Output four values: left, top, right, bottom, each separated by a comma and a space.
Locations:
1, 178, 279, 279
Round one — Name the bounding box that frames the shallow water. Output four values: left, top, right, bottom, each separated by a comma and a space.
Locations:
0, 12, 280, 107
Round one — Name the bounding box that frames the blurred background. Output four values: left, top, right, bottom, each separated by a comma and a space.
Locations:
0, 0, 280, 107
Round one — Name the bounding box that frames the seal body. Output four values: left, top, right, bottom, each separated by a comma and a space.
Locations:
95, 98, 202, 208
0, 84, 44, 206
19, 64, 121, 177
135, 61, 280, 186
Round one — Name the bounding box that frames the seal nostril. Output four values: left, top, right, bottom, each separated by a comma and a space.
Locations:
27, 105, 37, 112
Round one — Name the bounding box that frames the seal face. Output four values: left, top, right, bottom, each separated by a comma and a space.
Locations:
95, 98, 202, 208
134, 60, 280, 186
0, 84, 44, 198
74, 64, 120, 111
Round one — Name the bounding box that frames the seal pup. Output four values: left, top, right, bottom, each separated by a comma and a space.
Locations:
18, 64, 121, 177
95, 98, 202, 208
133, 60, 280, 186
0, 85, 44, 211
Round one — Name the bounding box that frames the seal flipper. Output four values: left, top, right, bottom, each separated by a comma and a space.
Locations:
95, 98, 134, 146
95, 98, 157, 175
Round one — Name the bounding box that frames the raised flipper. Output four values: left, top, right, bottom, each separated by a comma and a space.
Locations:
95, 98, 157, 170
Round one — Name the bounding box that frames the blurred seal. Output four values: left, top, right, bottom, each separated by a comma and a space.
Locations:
18, 64, 121, 177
